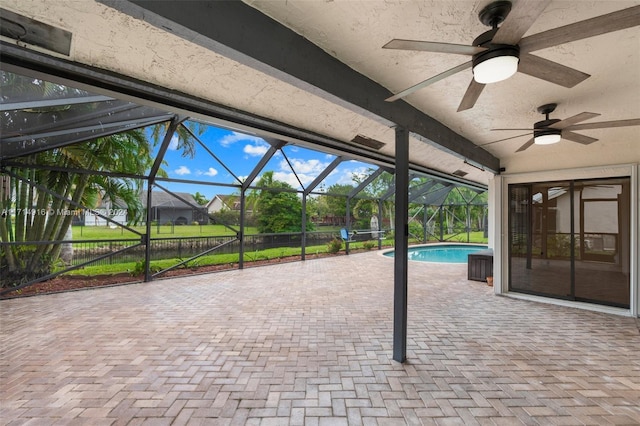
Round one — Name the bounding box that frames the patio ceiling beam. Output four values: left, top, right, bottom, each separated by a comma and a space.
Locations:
104, 0, 500, 174
0, 48, 487, 192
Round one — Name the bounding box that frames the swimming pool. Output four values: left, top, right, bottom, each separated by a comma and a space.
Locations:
383, 244, 488, 263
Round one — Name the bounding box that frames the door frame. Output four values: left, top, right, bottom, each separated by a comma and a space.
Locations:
491, 163, 638, 317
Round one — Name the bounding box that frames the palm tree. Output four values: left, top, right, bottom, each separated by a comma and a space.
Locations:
0, 130, 155, 287
193, 192, 209, 206
1, 71, 201, 288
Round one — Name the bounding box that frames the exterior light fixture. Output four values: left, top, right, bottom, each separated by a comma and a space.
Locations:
534, 129, 562, 145
472, 45, 520, 84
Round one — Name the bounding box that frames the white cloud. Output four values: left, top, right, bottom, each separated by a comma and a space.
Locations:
273, 171, 305, 188
282, 158, 329, 174
220, 131, 264, 147
174, 166, 191, 176
244, 143, 269, 156
168, 134, 180, 150
202, 167, 218, 177
336, 167, 369, 186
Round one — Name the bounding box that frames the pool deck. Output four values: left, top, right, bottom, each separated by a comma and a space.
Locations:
2, 251, 639, 425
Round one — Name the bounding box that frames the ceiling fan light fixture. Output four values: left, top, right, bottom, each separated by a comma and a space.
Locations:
534, 129, 562, 145
472, 45, 519, 84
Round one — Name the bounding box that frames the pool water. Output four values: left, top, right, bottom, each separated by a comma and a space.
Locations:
384, 244, 488, 263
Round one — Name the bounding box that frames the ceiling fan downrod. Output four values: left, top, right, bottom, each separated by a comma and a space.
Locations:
472, 1, 520, 84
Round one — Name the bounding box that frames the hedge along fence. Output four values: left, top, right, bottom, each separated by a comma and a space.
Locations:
64, 230, 346, 268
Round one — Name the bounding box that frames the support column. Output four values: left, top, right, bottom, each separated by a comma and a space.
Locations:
239, 188, 246, 269
423, 204, 428, 243
393, 126, 409, 363
345, 197, 351, 254
301, 194, 307, 260
378, 199, 383, 249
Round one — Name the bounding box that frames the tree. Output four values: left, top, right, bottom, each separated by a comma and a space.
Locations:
193, 191, 209, 206
0, 72, 199, 288
351, 170, 394, 229
0, 132, 153, 287
251, 171, 314, 233
324, 183, 353, 218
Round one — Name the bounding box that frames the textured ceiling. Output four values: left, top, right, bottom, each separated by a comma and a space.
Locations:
246, 0, 640, 174
1, 0, 639, 185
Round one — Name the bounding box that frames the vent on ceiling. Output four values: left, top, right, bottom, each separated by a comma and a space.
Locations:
452, 169, 468, 177
0, 8, 72, 56
351, 134, 385, 150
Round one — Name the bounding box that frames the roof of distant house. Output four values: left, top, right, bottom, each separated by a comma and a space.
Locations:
141, 191, 201, 208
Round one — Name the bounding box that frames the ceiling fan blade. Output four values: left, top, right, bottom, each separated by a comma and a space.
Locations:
515, 138, 535, 152
492, 0, 552, 44
382, 39, 484, 55
518, 53, 590, 88
520, 5, 640, 53
562, 131, 598, 145
457, 79, 485, 112
567, 118, 640, 131
550, 112, 601, 129
385, 61, 471, 102
478, 133, 533, 147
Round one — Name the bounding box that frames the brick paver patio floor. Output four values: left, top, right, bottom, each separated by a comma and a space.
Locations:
2, 251, 639, 425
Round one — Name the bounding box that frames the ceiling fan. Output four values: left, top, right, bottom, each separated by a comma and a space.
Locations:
483, 103, 640, 152
383, 1, 640, 111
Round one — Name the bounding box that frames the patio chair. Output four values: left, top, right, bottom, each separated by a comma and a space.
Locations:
340, 228, 355, 242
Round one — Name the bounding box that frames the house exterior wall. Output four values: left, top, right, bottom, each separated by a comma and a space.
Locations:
84, 208, 128, 227
207, 197, 227, 214
490, 163, 638, 317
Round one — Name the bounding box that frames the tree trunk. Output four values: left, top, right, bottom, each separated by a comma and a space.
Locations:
59, 226, 73, 265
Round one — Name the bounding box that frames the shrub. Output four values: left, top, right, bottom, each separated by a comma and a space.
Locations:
131, 260, 160, 276
327, 237, 343, 254
363, 241, 376, 250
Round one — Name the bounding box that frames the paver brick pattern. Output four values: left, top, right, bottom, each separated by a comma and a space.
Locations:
1, 252, 639, 425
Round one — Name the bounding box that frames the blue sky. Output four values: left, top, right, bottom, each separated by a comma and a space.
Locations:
150, 121, 375, 200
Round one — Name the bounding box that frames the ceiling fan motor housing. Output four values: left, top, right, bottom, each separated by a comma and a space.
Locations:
471, 27, 520, 84
473, 1, 520, 67
533, 118, 562, 143
472, 28, 521, 59
471, 44, 520, 68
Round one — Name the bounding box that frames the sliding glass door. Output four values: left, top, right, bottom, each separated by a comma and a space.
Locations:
508, 177, 630, 308
573, 179, 630, 307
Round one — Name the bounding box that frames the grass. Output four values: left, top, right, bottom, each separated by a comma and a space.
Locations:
62, 239, 392, 277
72, 224, 349, 240
409, 231, 488, 245
72, 224, 249, 239
59, 230, 488, 277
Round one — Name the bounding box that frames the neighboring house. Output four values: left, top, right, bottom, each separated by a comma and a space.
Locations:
143, 191, 208, 225
206, 194, 236, 214
80, 196, 127, 227
206, 194, 250, 215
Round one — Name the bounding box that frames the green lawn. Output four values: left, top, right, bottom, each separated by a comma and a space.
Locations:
72, 224, 254, 239
62, 238, 393, 277
57, 226, 487, 277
